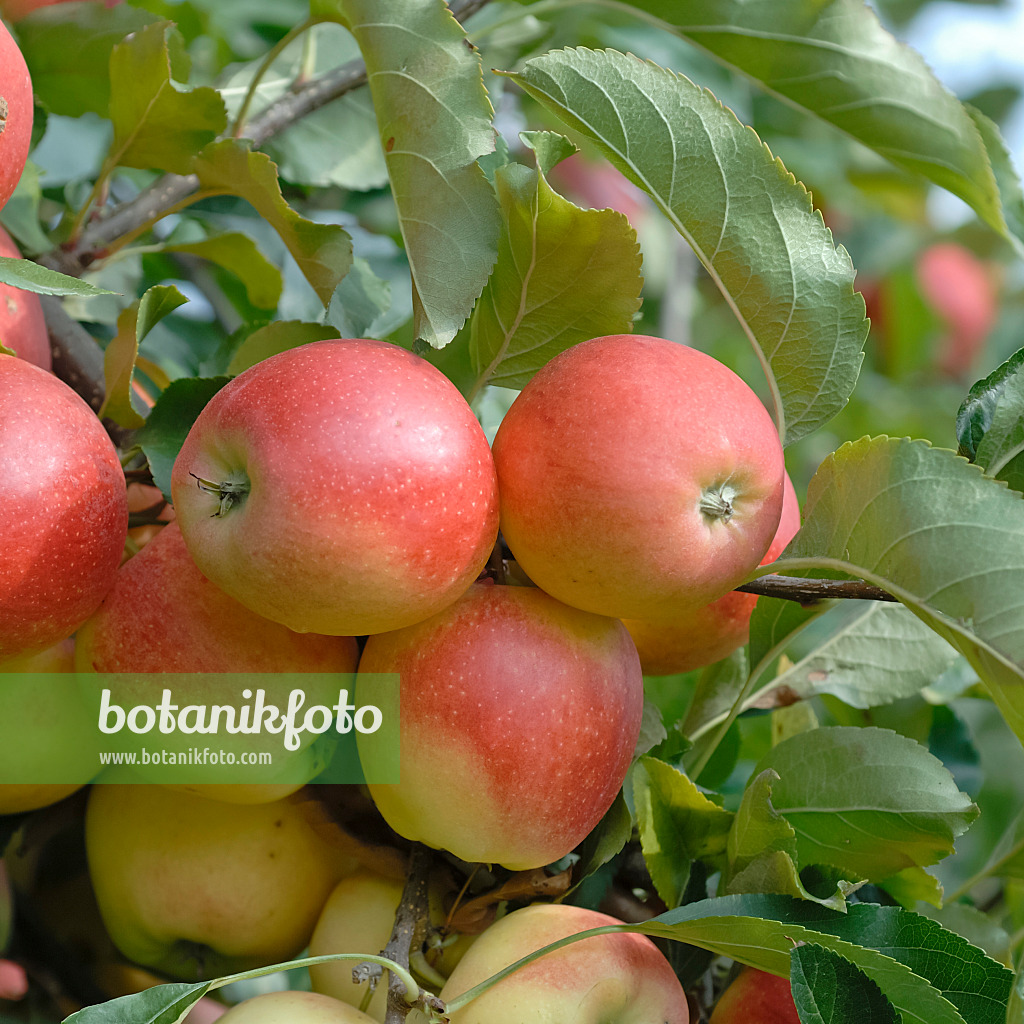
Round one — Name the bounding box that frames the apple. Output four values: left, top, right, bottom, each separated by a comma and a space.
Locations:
0, 0, 121, 20
356, 581, 643, 870
0, 21, 32, 212
709, 967, 799, 1023
624, 471, 801, 674
491, 335, 785, 622
0, 637, 101, 813
171, 339, 499, 638
308, 869, 404, 1020
0, 356, 128, 659
217, 991, 376, 1024
0, 225, 49, 370
430, 903, 688, 1024
85, 783, 361, 978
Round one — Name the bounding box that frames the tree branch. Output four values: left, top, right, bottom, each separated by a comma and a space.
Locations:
736, 574, 897, 604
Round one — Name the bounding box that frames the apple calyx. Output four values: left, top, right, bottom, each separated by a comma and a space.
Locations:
699, 484, 736, 522
189, 473, 249, 517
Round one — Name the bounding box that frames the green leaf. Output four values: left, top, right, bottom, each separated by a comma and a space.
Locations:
765, 602, 960, 710
627, 0, 1015, 247
463, 130, 642, 401
317, 0, 501, 347
966, 106, 1024, 259
63, 981, 212, 1024
135, 377, 231, 499
764, 436, 1024, 745
100, 285, 190, 429
791, 944, 899, 1024
681, 647, 749, 740
727, 769, 853, 911
107, 22, 227, 174
193, 139, 352, 306
0, 863, 11, 955
754, 726, 977, 880
573, 791, 633, 883
633, 755, 733, 908
164, 233, 282, 311
226, 321, 340, 376
13, 3, 165, 118
0, 256, 115, 296
878, 867, 943, 910
957, 348, 1024, 493
1010, 953, 1024, 1024
325, 257, 393, 339
0, 162, 53, 256
505, 47, 867, 445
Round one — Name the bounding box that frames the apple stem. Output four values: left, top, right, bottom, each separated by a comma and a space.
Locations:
699, 487, 735, 522
189, 472, 249, 517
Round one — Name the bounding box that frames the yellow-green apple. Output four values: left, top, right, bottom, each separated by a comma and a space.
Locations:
624, 472, 801, 674
75, 520, 361, 798
0, 226, 49, 369
85, 783, 361, 978
431, 903, 688, 1024
0, 637, 100, 813
356, 582, 643, 870
216, 991, 376, 1024
709, 967, 799, 1023
309, 869, 403, 1020
491, 335, 785, 622
0, 356, 128, 659
0, 23, 31, 211
171, 339, 499, 637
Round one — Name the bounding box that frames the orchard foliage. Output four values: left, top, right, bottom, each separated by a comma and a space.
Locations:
2, 0, 1024, 1022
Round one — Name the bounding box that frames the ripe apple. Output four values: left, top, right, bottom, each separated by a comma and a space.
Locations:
624, 472, 801, 674
0, 356, 128, 659
309, 869, 404, 1020
0, 22, 31, 212
356, 581, 643, 870
75, 520, 361, 798
491, 335, 785, 622
709, 967, 799, 1023
217, 991, 375, 1024
431, 903, 688, 1024
171, 339, 499, 638
0, 637, 101, 813
0, 225, 49, 369
85, 784, 361, 978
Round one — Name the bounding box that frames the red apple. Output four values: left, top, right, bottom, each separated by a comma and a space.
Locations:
0, 355, 128, 659
171, 339, 499, 637
0, 22, 32, 212
0, 225, 49, 369
356, 581, 643, 870
491, 335, 785, 622
624, 472, 801, 674
709, 967, 799, 1023
435, 903, 688, 1024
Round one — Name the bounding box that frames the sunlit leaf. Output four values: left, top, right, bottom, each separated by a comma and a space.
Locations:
164, 233, 282, 311
0, 257, 114, 296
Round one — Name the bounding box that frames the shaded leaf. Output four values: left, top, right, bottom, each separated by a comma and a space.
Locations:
325, 258, 393, 339
506, 47, 867, 445
0, 257, 114, 296
573, 791, 633, 884
465, 129, 643, 400
165, 233, 282, 311
107, 22, 226, 174
226, 321, 340, 376
63, 981, 212, 1024
316, 0, 501, 347
100, 285, 189, 429
791, 944, 899, 1024
193, 140, 352, 306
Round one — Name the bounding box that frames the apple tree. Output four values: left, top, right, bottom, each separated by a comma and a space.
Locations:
1, 0, 1023, 1022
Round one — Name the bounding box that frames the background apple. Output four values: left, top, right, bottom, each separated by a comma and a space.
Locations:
216, 991, 376, 1024
624, 472, 801, 674
85, 784, 362, 979
0, 0, 121, 20
709, 966, 799, 1023
491, 335, 785, 622
357, 582, 643, 870
171, 339, 499, 638
0, 21, 32, 211
0, 356, 128, 659
431, 903, 688, 1024
0, 225, 49, 369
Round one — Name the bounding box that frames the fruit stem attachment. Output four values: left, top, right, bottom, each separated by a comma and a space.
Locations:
189, 472, 249, 518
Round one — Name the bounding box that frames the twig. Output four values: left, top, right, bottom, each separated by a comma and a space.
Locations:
735, 574, 897, 604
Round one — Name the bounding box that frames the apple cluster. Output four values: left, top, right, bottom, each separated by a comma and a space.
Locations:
2, 327, 788, 1021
